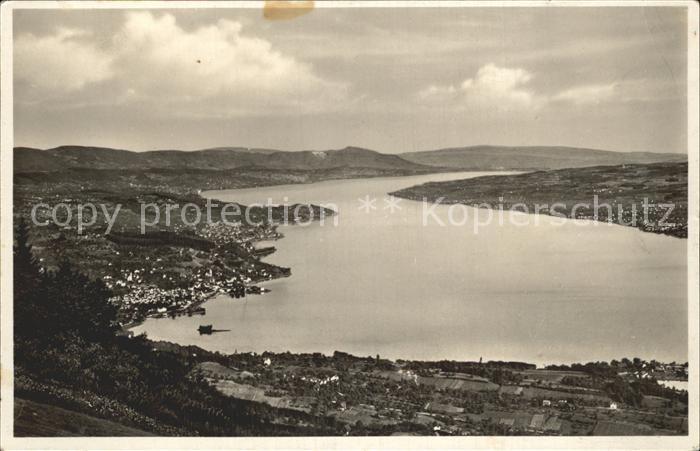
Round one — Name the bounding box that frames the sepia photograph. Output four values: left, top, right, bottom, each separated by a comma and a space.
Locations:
0, 1, 698, 449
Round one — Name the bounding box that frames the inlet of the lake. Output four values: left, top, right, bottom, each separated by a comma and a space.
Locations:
131, 172, 687, 366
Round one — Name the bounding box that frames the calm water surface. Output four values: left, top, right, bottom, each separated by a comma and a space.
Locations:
132, 172, 687, 365
659, 380, 689, 391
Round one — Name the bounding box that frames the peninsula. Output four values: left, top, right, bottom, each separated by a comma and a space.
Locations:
391, 162, 688, 238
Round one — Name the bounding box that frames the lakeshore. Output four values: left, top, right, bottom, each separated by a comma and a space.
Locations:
391, 162, 689, 238
12, 162, 690, 437
134, 170, 687, 366
13, 178, 331, 328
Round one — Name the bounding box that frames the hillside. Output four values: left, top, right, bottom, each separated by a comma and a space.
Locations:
14, 398, 155, 437
391, 161, 688, 238
13, 145, 431, 173
261, 146, 423, 170
400, 145, 686, 170
14, 144, 685, 174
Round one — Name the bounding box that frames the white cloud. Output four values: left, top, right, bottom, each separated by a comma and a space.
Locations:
460, 64, 537, 109
554, 83, 617, 105
14, 28, 114, 97
419, 63, 542, 112
419, 64, 626, 113
14, 12, 349, 116
115, 12, 348, 115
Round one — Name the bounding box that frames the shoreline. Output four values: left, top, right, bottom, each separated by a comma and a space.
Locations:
124, 207, 299, 332
390, 162, 688, 239
129, 170, 688, 367
198, 168, 504, 200
392, 195, 689, 240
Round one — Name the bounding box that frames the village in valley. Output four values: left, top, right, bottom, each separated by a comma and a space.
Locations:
13, 180, 328, 328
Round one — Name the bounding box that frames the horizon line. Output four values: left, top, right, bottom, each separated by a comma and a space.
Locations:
12, 143, 690, 156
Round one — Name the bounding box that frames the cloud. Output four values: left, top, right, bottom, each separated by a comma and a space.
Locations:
419, 64, 542, 112
419, 64, 625, 113
14, 12, 349, 116
14, 28, 114, 97
115, 12, 349, 115
553, 83, 617, 105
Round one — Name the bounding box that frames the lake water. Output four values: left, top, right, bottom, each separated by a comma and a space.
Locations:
132, 172, 687, 366
658, 380, 689, 391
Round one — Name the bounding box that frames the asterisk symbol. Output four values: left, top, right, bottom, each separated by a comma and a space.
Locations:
358, 195, 377, 213
383, 196, 403, 213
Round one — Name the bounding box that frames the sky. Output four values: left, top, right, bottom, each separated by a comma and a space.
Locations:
13, 5, 689, 153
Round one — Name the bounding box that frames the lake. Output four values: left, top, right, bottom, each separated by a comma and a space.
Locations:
659, 380, 689, 391
132, 172, 687, 366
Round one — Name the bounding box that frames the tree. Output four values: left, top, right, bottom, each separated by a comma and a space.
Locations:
633, 357, 643, 370
45, 259, 118, 341
14, 217, 118, 343
14, 218, 41, 297
13, 218, 46, 339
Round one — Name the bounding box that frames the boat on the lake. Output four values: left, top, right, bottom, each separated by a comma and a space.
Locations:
198, 325, 213, 335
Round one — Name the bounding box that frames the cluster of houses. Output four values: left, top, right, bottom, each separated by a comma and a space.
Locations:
199, 220, 281, 247
104, 264, 171, 289
18, 188, 286, 329
299, 374, 341, 386
618, 361, 689, 381
108, 258, 257, 323
109, 286, 202, 317
488, 412, 566, 434
98, 218, 290, 323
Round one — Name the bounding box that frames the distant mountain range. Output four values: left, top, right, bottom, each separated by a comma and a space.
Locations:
13, 144, 686, 173
13, 145, 427, 172
399, 145, 687, 170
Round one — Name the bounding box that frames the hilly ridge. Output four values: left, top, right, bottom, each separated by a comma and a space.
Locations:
400, 145, 687, 170
13, 145, 429, 173
13, 144, 686, 173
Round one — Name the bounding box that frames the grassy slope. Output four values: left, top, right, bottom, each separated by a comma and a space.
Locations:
14, 398, 154, 437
